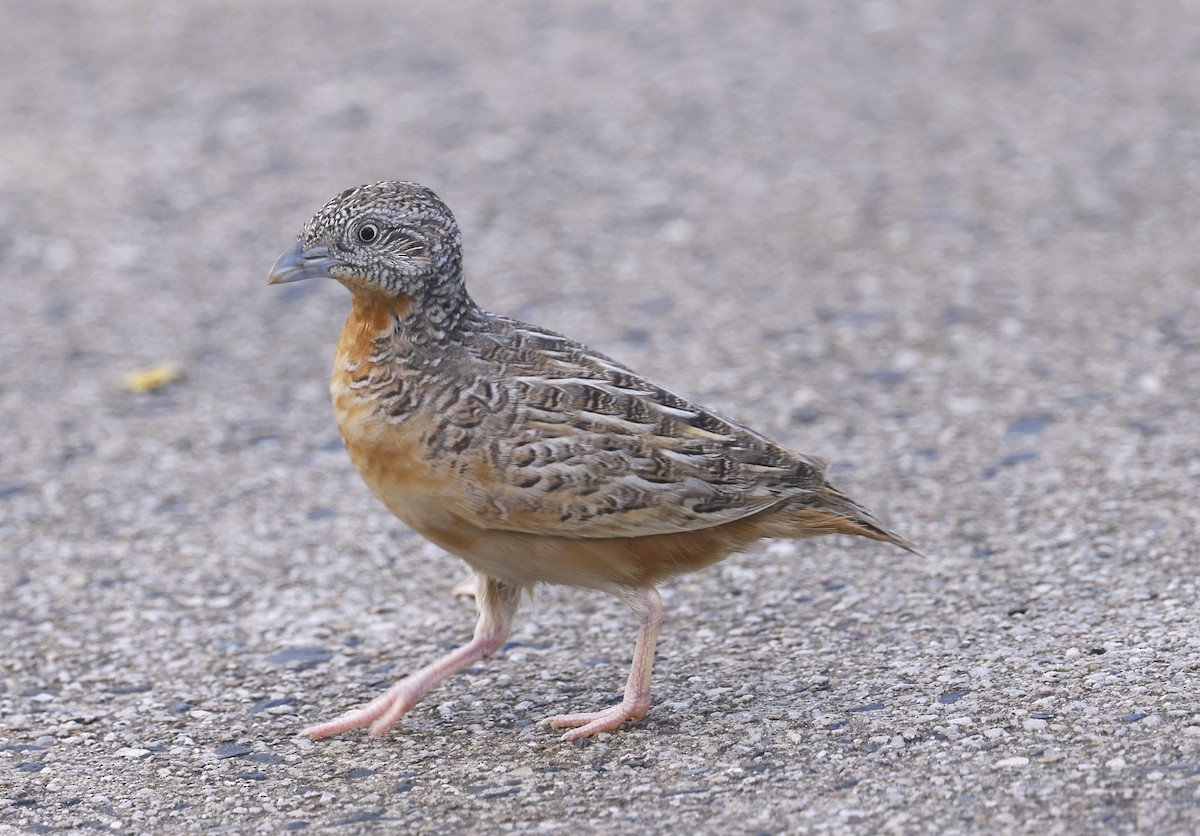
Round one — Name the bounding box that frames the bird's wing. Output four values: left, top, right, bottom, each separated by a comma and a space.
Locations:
452, 320, 828, 539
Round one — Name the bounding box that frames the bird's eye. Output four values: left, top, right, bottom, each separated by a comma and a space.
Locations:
357, 223, 379, 244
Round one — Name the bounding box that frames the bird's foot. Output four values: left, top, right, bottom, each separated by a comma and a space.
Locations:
304, 680, 422, 740
305, 579, 520, 742
544, 697, 650, 741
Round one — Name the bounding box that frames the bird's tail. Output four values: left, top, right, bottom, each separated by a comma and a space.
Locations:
771, 483, 920, 555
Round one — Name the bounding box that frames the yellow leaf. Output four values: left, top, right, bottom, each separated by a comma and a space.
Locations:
124, 362, 180, 393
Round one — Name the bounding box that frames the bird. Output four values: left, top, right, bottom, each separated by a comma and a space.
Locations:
267, 181, 916, 742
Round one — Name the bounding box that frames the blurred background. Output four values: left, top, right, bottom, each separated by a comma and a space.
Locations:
2, 1, 1199, 831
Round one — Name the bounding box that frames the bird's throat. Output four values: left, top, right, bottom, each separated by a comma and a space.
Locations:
337, 292, 412, 367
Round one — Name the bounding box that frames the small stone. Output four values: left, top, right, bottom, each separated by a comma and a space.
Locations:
265, 647, 333, 668
1138, 373, 1163, 394
995, 757, 1029, 768
993, 753, 1032, 767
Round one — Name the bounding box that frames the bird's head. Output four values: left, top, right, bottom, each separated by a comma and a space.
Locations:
267, 181, 464, 305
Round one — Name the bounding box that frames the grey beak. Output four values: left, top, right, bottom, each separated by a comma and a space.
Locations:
266, 242, 342, 284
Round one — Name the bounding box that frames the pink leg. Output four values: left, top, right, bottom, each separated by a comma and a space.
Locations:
546, 587, 663, 741
306, 576, 520, 739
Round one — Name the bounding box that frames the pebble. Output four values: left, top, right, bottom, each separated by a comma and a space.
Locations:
996, 757, 1030, 769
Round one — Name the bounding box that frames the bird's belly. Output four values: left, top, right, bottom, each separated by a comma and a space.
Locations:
332, 387, 762, 592
333, 393, 630, 586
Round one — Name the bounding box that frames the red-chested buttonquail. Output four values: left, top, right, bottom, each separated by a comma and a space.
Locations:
267, 181, 916, 742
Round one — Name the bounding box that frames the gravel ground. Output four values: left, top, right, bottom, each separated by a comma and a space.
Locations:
3, 1, 1199, 833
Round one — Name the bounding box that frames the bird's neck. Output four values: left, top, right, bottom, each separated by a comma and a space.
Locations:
340, 283, 481, 364
403, 272, 481, 346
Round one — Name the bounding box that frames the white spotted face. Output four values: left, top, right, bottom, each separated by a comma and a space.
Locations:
268, 181, 465, 300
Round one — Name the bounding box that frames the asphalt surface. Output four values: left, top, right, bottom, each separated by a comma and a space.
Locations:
3, 1, 1199, 832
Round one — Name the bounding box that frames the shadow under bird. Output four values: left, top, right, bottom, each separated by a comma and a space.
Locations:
267, 181, 916, 742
